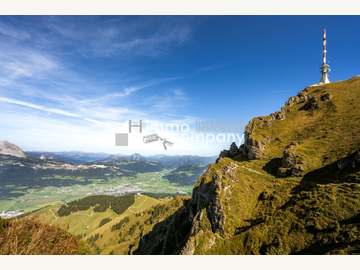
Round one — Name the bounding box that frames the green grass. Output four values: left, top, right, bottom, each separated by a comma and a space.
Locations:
26, 193, 187, 255
0, 170, 193, 213
249, 78, 360, 173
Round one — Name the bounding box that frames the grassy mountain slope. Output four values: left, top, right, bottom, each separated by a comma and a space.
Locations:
134, 77, 360, 255
245, 77, 360, 172
0, 217, 87, 254
27, 194, 189, 254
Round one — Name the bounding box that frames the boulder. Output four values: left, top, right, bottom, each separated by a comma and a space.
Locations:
277, 142, 306, 177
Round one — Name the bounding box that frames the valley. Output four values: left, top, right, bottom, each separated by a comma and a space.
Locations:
0, 151, 214, 216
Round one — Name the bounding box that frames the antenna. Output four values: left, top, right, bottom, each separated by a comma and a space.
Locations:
319, 28, 330, 84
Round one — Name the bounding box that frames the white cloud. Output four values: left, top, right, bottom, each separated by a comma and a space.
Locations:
44, 16, 193, 57
0, 21, 31, 40
0, 47, 58, 85
0, 17, 227, 155
0, 107, 226, 156
0, 96, 82, 118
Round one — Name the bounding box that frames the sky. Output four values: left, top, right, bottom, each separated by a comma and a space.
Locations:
0, 16, 360, 156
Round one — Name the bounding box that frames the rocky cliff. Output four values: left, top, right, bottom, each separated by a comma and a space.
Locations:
135, 76, 360, 255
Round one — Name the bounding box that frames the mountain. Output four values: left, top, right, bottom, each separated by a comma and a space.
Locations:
0, 154, 128, 186
103, 154, 216, 169
134, 76, 360, 254
26, 193, 188, 254
0, 150, 212, 214
0, 153, 212, 187
0, 141, 26, 158
27, 151, 110, 163
149, 155, 216, 168
163, 164, 209, 185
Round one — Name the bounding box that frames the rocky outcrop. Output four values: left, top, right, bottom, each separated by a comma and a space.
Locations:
277, 142, 306, 177
242, 116, 269, 160
135, 165, 227, 255
300, 95, 319, 111
0, 141, 26, 158
270, 110, 286, 121
191, 173, 225, 235
218, 142, 240, 161
285, 88, 310, 108
241, 132, 266, 160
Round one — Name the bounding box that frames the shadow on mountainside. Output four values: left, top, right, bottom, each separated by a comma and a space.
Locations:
264, 149, 360, 189
262, 158, 283, 177
279, 151, 360, 211
301, 154, 360, 186
134, 178, 223, 255
133, 200, 193, 255
293, 213, 360, 254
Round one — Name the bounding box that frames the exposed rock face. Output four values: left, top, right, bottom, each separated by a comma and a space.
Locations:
135, 166, 226, 255
191, 174, 225, 235
285, 88, 310, 108
270, 110, 286, 121
300, 95, 319, 111
242, 133, 266, 160
218, 142, 240, 161
228, 142, 239, 157
236, 119, 268, 160
0, 141, 26, 158
277, 142, 306, 177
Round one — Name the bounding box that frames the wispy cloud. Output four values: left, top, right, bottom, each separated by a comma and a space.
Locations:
41, 16, 194, 57
0, 16, 220, 155
82, 76, 180, 105
0, 46, 58, 86
0, 96, 90, 120
0, 21, 31, 41
146, 88, 188, 112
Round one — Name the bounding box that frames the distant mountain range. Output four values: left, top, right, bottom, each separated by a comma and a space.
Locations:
0, 142, 215, 189
26, 151, 216, 167
27, 151, 110, 164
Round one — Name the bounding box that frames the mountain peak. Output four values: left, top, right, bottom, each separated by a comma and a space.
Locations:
0, 140, 26, 158
134, 76, 360, 255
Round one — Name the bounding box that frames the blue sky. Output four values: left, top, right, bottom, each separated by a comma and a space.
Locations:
0, 16, 359, 155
